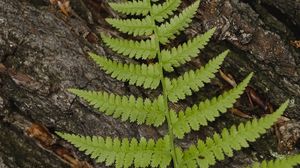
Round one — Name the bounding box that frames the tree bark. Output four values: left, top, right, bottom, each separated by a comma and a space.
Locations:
0, 0, 299, 167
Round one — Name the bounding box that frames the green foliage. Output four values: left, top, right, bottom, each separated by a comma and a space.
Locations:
157, 0, 200, 44
165, 50, 229, 102
68, 89, 165, 126
180, 100, 289, 168
58, 0, 299, 168
89, 53, 161, 89
251, 154, 300, 168
101, 33, 157, 60
57, 133, 172, 168
171, 72, 253, 139
152, 0, 181, 22
161, 27, 216, 72
109, 0, 150, 16
106, 17, 154, 36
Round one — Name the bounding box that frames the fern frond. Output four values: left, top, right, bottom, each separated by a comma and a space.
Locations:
69, 89, 165, 126
251, 154, 300, 168
157, 0, 200, 44
171, 73, 253, 138
109, 0, 150, 16
152, 0, 181, 22
57, 133, 172, 168
165, 50, 229, 102
161, 27, 216, 72
101, 33, 156, 60
180, 100, 289, 168
106, 17, 154, 36
89, 53, 161, 89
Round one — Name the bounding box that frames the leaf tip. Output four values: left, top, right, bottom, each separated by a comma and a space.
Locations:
55, 131, 64, 138
210, 27, 217, 32
67, 88, 79, 94
88, 52, 101, 61
280, 99, 290, 110
247, 72, 254, 80
223, 49, 230, 55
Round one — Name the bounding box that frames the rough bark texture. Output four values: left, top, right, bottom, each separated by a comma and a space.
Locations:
0, 0, 299, 167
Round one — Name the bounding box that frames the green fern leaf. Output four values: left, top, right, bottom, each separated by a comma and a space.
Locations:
165, 50, 229, 102
89, 53, 161, 89
57, 133, 172, 168
157, 0, 200, 44
161, 27, 216, 72
180, 100, 289, 168
251, 154, 300, 168
109, 0, 150, 16
106, 17, 154, 36
101, 33, 157, 60
152, 0, 181, 22
69, 89, 165, 126
57, 0, 296, 167
171, 73, 253, 138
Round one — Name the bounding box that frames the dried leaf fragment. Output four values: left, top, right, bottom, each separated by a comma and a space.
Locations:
58, 0, 71, 16
230, 108, 252, 118
49, 0, 71, 16
290, 40, 300, 48
26, 123, 55, 147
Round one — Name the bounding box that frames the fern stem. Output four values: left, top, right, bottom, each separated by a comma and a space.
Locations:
147, 0, 179, 167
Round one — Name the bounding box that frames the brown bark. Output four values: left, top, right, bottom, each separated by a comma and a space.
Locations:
0, 0, 299, 167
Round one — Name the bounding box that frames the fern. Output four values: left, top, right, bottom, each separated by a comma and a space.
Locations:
152, 0, 181, 22
109, 0, 150, 16
101, 33, 157, 60
58, 0, 300, 168
161, 27, 216, 72
106, 17, 154, 36
180, 100, 289, 168
251, 154, 300, 168
171, 72, 253, 139
157, 0, 200, 44
57, 133, 172, 168
89, 53, 161, 89
68, 89, 165, 126
165, 50, 229, 102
